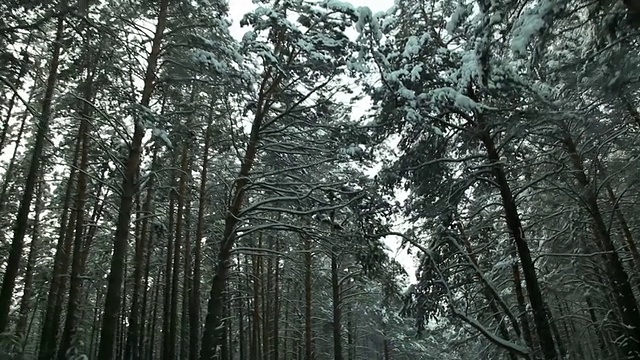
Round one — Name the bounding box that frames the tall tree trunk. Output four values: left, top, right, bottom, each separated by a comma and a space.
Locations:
199, 73, 274, 359
562, 132, 640, 357
163, 188, 176, 360
15, 175, 43, 339
125, 150, 157, 360
474, 105, 557, 359
97, 0, 169, 356
283, 280, 290, 360
89, 288, 104, 359
117, 258, 129, 359
347, 311, 354, 360
139, 225, 156, 359
168, 138, 190, 360
190, 121, 212, 360
221, 292, 230, 360
382, 339, 390, 360
238, 256, 246, 360
0, 14, 65, 333
181, 194, 193, 360
57, 47, 96, 360
147, 253, 164, 360
272, 238, 280, 360
331, 251, 343, 360
304, 235, 313, 360
511, 251, 534, 351
544, 303, 566, 358
605, 183, 640, 269
331, 241, 343, 360
557, 301, 581, 359
38, 140, 79, 360
226, 290, 233, 360
263, 238, 271, 360
251, 238, 262, 360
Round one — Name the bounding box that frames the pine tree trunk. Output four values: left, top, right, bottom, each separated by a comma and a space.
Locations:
605, 183, 640, 269
263, 239, 271, 360
139, 225, 156, 359
562, 132, 640, 357
89, 288, 104, 359
511, 251, 534, 351
226, 291, 233, 360
15, 176, 43, 339
97, 0, 169, 353
347, 311, 354, 360
221, 291, 230, 360
331, 250, 343, 360
557, 300, 581, 359
283, 281, 290, 360
272, 238, 280, 360
148, 257, 164, 360
475, 113, 557, 359
79, 165, 109, 269
38, 152, 78, 360
168, 139, 190, 360
544, 303, 566, 358
199, 78, 272, 359
117, 259, 129, 359
57, 51, 96, 360
252, 240, 262, 360
125, 150, 157, 360
0, 14, 65, 333
304, 235, 313, 360
181, 194, 193, 360
238, 256, 246, 360
163, 189, 176, 360
190, 121, 212, 360
382, 339, 390, 360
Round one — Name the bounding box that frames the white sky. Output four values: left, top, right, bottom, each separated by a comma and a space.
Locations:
227, 0, 417, 285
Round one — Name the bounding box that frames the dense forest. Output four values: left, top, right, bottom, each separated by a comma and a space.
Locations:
1, 0, 640, 359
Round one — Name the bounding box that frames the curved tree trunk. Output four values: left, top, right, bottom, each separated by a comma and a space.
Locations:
199, 71, 273, 359
470, 105, 557, 359
474, 109, 557, 360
